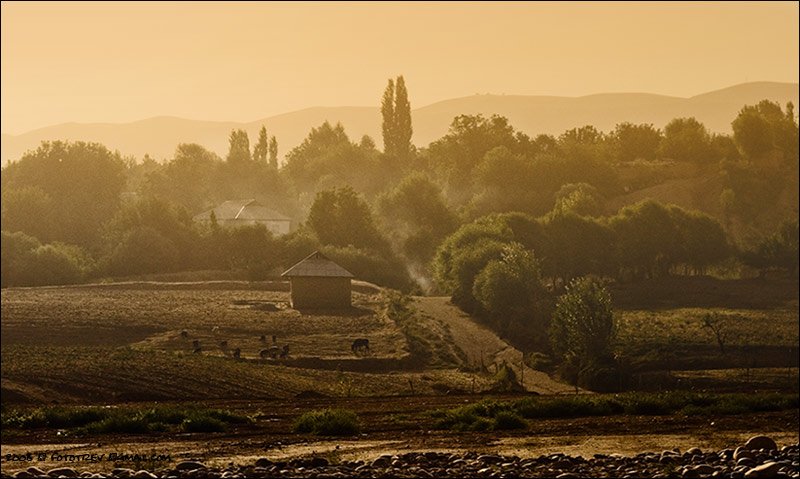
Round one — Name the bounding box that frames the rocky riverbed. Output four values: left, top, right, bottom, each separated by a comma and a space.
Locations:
3, 437, 798, 479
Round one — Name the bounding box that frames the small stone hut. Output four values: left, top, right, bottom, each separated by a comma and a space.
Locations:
281, 251, 354, 309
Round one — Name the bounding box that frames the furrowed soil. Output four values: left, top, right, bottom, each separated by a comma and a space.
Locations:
1, 278, 798, 474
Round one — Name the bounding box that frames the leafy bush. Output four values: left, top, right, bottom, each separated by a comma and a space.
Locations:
181, 415, 226, 433
0, 231, 89, 287
104, 226, 179, 276
433, 391, 799, 431
1, 405, 249, 435
433, 399, 522, 431
493, 411, 527, 430
1, 406, 109, 429
323, 245, 415, 291
293, 409, 359, 436
85, 416, 151, 434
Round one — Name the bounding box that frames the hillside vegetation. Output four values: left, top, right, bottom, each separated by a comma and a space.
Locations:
2, 76, 797, 396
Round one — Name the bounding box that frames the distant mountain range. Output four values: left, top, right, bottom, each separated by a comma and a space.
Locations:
2, 82, 797, 165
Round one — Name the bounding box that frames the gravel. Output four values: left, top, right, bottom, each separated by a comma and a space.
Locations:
3, 440, 798, 479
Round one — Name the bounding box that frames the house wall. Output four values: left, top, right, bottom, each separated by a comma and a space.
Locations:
289, 277, 351, 309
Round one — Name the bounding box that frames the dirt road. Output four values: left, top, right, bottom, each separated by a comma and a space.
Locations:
413, 297, 575, 394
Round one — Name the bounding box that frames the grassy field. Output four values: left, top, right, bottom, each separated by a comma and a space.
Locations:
607, 277, 799, 389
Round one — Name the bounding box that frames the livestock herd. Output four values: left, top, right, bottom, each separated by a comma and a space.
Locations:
179, 330, 372, 359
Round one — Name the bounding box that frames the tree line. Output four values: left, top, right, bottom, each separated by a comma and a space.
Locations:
1, 76, 797, 290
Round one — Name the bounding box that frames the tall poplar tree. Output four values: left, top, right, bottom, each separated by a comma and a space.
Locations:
268, 136, 279, 169
394, 75, 412, 159
253, 125, 269, 163
381, 78, 396, 156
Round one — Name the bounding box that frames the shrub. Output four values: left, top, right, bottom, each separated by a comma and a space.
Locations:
104, 226, 179, 276
1, 406, 109, 429
433, 400, 522, 431
323, 245, 416, 291
2, 405, 249, 435
293, 409, 359, 436
0, 232, 89, 287
181, 414, 226, 433
493, 411, 527, 430
433, 392, 799, 427
469, 417, 494, 432
85, 416, 151, 434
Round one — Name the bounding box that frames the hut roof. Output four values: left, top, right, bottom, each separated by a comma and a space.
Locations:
194, 199, 290, 222
281, 251, 354, 278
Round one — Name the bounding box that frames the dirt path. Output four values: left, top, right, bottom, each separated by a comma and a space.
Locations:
413, 297, 575, 394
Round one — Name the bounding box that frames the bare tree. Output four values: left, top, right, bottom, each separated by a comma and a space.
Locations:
702, 313, 727, 355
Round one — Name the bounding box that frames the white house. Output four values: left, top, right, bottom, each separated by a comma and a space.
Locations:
194, 199, 291, 236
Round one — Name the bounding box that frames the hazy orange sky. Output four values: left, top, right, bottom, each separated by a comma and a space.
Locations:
1, 1, 798, 134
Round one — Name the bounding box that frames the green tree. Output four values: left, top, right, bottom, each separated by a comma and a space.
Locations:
1, 231, 41, 287
0, 186, 52, 241
472, 243, 551, 336
668, 206, 730, 275
226, 129, 251, 164
253, 125, 269, 163
219, 224, 279, 279
322, 245, 415, 291
732, 100, 798, 164
551, 183, 604, 217
659, 117, 714, 164
471, 146, 540, 216
377, 173, 457, 263
558, 125, 610, 163
541, 211, 616, 284
283, 122, 381, 195
101, 196, 200, 272
428, 114, 520, 202
268, 135, 279, 169
104, 226, 179, 276
306, 186, 388, 253
610, 122, 662, 163
433, 218, 513, 294
394, 75, 413, 159
741, 218, 799, 276
381, 78, 396, 156
607, 200, 681, 279
143, 143, 221, 214
0, 140, 126, 247
549, 276, 615, 366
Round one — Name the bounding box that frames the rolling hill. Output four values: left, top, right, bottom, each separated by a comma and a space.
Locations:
2, 81, 797, 165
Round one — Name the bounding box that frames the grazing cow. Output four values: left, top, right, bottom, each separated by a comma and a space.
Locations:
279, 344, 289, 359
260, 346, 280, 359
193, 347, 202, 354
351, 338, 370, 355
232, 348, 241, 359
192, 339, 200, 348
180, 330, 189, 339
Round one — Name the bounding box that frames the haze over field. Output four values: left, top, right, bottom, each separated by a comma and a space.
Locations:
2, 3, 798, 134
2, 81, 798, 164
1, 3, 799, 474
